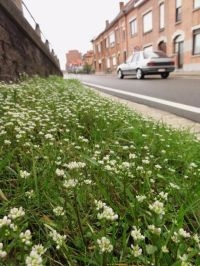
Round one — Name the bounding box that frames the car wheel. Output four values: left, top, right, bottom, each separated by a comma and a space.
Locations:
118, 69, 124, 79
136, 69, 144, 80
161, 72, 169, 79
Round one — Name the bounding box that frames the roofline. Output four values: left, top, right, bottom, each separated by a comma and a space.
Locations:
91, 0, 149, 42
91, 0, 135, 42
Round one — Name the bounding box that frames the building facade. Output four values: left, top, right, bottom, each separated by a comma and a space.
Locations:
65, 50, 83, 72
92, 0, 200, 73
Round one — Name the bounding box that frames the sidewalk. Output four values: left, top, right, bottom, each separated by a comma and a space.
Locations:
170, 70, 200, 78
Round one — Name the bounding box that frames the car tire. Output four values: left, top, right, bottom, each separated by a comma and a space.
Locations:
136, 69, 144, 80
118, 69, 124, 79
161, 72, 169, 79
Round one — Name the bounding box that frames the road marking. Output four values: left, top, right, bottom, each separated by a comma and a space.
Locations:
83, 82, 200, 114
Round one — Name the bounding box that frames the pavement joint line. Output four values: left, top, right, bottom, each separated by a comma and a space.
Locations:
83, 82, 200, 114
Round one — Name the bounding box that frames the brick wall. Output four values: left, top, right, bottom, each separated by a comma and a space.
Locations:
0, 0, 62, 81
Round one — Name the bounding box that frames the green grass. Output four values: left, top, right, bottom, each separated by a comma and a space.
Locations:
0, 76, 200, 266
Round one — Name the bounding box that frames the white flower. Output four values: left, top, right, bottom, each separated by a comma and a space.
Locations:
148, 224, 161, 235
0, 243, 7, 258
0, 216, 11, 228
63, 178, 78, 189
4, 139, 11, 145
136, 195, 147, 202
94, 200, 106, 210
25, 250, 43, 266
20, 230, 32, 245
8, 207, 25, 220
97, 237, 113, 253
55, 168, 65, 177
20, 170, 30, 179
131, 226, 145, 241
97, 205, 118, 221
131, 244, 142, 257
49, 229, 66, 249
178, 228, 191, 238
149, 200, 165, 216
169, 182, 180, 190
64, 161, 86, 170
53, 206, 65, 216
158, 191, 168, 200
161, 245, 169, 253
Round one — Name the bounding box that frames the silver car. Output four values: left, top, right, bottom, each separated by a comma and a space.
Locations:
117, 50, 175, 80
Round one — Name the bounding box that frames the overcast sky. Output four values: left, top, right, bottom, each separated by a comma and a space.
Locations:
22, 0, 128, 70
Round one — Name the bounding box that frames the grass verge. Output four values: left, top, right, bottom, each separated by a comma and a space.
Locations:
0, 76, 200, 266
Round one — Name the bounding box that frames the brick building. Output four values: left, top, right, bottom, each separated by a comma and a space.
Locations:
65, 50, 83, 72
82, 50, 94, 66
91, 0, 200, 73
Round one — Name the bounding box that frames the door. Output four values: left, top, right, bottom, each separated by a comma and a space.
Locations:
174, 35, 184, 69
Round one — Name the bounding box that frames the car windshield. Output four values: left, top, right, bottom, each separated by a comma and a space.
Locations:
144, 51, 168, 59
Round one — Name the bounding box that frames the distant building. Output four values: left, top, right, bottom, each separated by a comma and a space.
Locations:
82, 50, 94, 66
65, 50, 83, 72
91, 0, 200, 73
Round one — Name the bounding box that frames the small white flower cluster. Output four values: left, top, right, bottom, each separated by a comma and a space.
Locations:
149, 200, 165, 216
0, 216, 11, 228
55, 168, 65, 177
97, 236, 113, 253
131, 226, 145, 241
131, 244, 142, 257
136, 194, 147, 203
0, 243, 7, 258
20, 170, 31, 179
94, 200, 118, 221
25, 190, 34, 199
20, 229, 32, 246
63, 178, 78, 189
49, 229, 66, 249
25, 244, 46, 266
148, 224, 161, 235
64, 161, 86, 170
53, 206, 65, 216
8, 207, 25, 220
171, 228, 191, 243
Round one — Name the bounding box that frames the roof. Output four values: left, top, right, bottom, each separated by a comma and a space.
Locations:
91, 0, 149, 42
91, 0, 135, 42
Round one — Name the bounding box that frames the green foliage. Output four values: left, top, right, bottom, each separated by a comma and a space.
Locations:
0, 76, 199, 265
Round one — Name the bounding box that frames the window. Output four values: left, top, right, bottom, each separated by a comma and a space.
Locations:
159, 3, 165, 30
193, 29, 200, 55
143, 11, 152, 33
109, 32, 115, 47
143, 45, 153, 53
130, 19, 137, 36
106, 58, 110, 68
194, 0, 200, 8
115, 29, 119, 44
112, 56, 117, 66
122, 29, 126, 41
175, 0, 182, 22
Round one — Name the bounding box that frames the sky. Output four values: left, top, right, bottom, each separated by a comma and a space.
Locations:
22, 0, 129, 70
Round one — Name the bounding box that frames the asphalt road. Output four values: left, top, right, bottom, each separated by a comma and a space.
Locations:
65, 74, 200, 123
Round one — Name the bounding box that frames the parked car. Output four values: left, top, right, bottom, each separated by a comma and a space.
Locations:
117, 50, 175, 80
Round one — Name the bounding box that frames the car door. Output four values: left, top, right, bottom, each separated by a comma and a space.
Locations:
128, 52, 140, 75
122, 55, 134, 75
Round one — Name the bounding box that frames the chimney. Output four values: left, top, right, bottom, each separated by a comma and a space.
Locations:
106, 20, 109, 28
119, 2, 124, 11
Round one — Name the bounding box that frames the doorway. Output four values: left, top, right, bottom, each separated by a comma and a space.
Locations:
174, 35, 184, 68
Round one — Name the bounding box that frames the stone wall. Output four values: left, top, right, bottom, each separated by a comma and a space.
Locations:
0, 0, 62, 81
